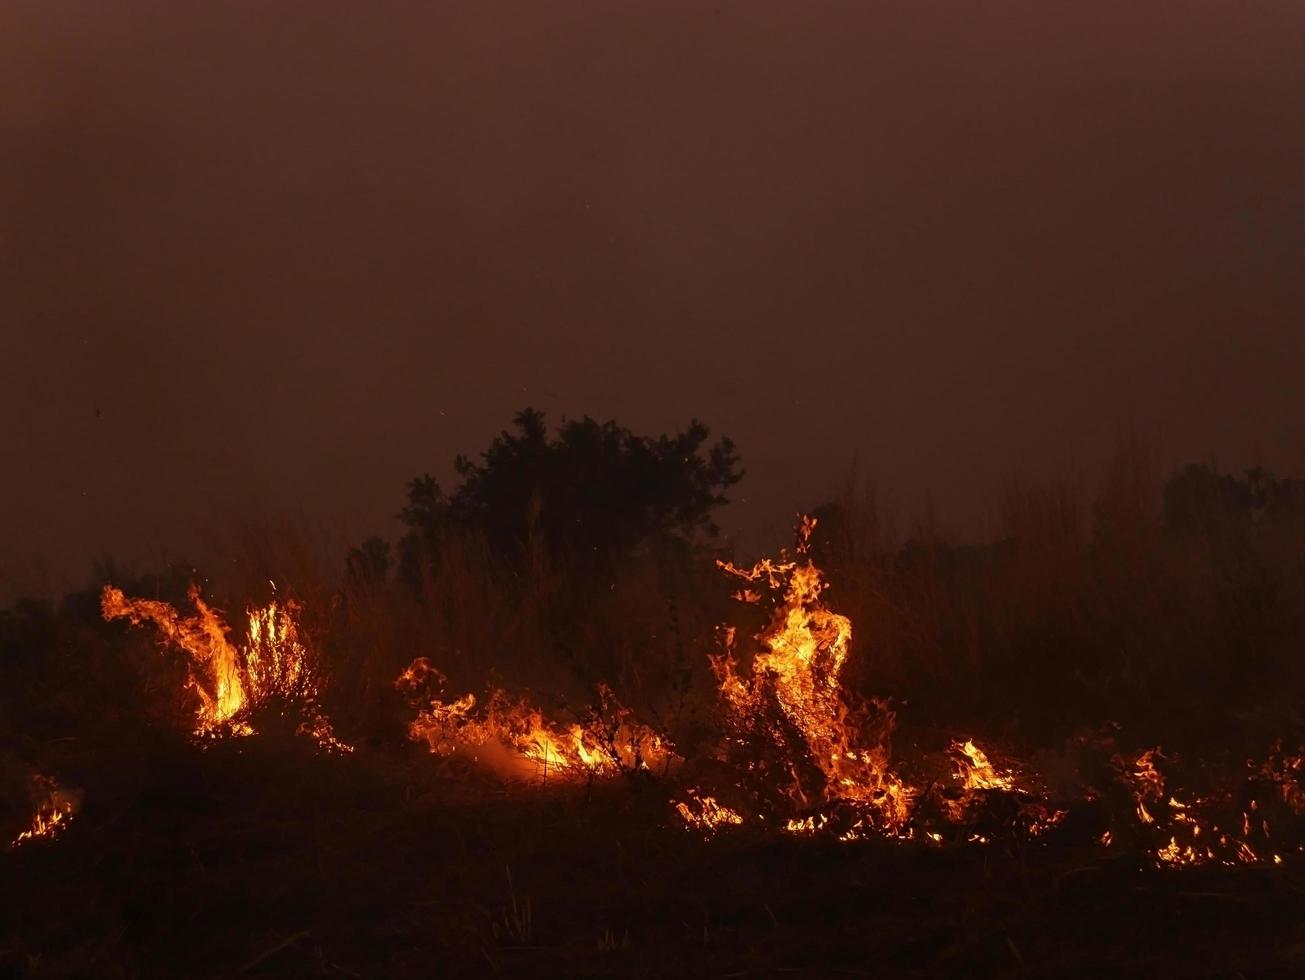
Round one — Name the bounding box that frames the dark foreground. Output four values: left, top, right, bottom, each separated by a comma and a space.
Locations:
4, 736, 1305, 979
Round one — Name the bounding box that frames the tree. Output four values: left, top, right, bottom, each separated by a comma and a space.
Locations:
398, 408, 743, 584
1163, 464, 1305, 540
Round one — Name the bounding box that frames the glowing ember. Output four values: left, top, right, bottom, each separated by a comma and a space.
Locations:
785, 814, 830, 835
1112, 747, 1288, 868
102, 584, 350, 752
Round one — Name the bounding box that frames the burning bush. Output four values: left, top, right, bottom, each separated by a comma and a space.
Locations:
101, 584, 350, 752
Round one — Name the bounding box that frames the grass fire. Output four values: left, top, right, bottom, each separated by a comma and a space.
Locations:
8, 4, 1305, 973
6, 420, 1305, 975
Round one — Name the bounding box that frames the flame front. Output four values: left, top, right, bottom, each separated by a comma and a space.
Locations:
102, 585, 247, 729
101, 584, 349, 751
400, 658, 674, 782
712, 516, 911, 830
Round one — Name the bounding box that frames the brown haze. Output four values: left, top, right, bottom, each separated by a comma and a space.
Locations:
3, 0, 1304, 598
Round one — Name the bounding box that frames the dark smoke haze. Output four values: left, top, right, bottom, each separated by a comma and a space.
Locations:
4, 1, 1304, 598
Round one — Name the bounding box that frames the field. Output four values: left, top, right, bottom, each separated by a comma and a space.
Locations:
8, 732, 1305, 978
5, 456, 1305, 977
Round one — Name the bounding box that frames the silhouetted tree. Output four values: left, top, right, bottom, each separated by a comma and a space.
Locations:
1163, 464, 1305, 540
396, 474, 451, 589
397, 408, 742, 588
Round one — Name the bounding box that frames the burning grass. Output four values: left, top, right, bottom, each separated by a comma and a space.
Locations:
6, 506, 1305, 975
100, 584, 351, 753
396, 657, 676, 784
89, 519, 1305, 871
10, 774, 79, 849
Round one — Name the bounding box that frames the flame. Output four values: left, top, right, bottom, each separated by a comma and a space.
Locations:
102, 584, 246, 729
102, 584, 350, 752
1114, 747, 1288, 868
712, 516, 912, 830
674, 790, 745, 835
952, 739, 1016, 792
12, 775, 78, 848
784, 814, 830, 835
93, 533, 1305, 870
400, 658, 674, 782
1260, 742, 1305, 814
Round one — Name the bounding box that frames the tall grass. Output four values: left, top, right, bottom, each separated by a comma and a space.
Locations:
4, 449, 1303, 771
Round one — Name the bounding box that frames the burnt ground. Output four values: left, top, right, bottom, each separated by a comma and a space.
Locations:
4, 734, 1305, 979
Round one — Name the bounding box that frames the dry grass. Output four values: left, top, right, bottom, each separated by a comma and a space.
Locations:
6, 731, 1305, 978
4, 451, 1305, 976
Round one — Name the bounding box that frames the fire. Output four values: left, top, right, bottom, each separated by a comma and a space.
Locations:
712, 516, 912, 830
784, 814, 829, 835
12, 775, 78, 848
675, 790, 745, 835
399, 658, 674, 782
1114, 747, 1289, 868
952, 739, 1016, 792
102, 584, 350, 752
102, 584, 246, 730
89, 529, 1305, 871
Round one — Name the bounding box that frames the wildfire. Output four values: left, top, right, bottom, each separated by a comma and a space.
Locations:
101, 584, 350, 752
675, 790, 745, 836
12, 775, 78, 848
399, 657, 674, 782
1115, 747, 1290, 868
89, 526, 1305, 872
712, 516, 912, 831
951, 739, 1016, 792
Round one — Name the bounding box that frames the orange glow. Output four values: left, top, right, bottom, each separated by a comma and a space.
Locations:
713, 516, 913, 831
399, 658, 675, 782
102, 584, 350, 752
675, 790, 745, 835
12, 775, 78, 848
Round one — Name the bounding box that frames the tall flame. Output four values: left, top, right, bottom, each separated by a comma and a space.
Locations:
101, 584, 349, 751
102, 584, 246, 729
712, 516, 911, 829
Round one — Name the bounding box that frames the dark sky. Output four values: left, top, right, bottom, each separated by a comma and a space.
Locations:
3, 1, 1304, 598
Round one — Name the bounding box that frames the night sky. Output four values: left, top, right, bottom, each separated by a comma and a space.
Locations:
4, 1, 1304, 599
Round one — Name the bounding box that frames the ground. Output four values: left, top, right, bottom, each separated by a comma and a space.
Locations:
4, 735, 1304, 979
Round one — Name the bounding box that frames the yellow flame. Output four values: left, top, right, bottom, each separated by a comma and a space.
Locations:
713, 516, 912, 829
102, 584, 349, 751
11, 776, 78, 848
400, 659, 674, 782
675, 790, 745, 835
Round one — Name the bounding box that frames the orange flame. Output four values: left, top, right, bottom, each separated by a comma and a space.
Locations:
399, 657, 674, 782
675, 789, 745, 835
951, 739, 1016, 792
12, 775, 79, 848
713, 516, 912, 829
101, 584, 350, 752
102, 584, 246, 729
